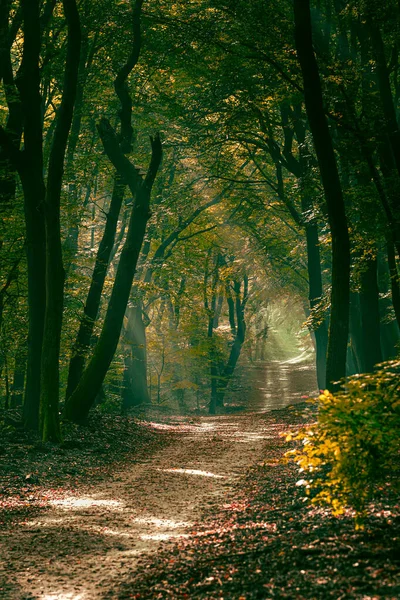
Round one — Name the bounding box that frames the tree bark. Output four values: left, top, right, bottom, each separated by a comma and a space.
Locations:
10, 346, 26, 408
359, 254, 382, 372
387, 240, 400, 328
216, 276, 248, 408
66, 173, 126, 398
294, 0, 350, 390
349, 292, 365, 374
39, 0, 81, 442
17, 0, 46, 431
122, 302, 150, 409
66, 0, 144, 399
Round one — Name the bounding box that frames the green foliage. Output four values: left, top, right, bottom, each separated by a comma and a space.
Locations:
285, 360, 400, 525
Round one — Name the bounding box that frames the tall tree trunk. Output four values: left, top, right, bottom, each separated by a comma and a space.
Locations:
64, 125, 162, 422
366, 10, 400, 182
40, 0, 81, 442
304, 216, 328, 389
66, 0, 143, 399
20, 173, 46, 430
216, 277, 248, 408
387, 240, 400, 328
18, 0, 46, 431
294, 0, 350, 390
359, 254, 382, 372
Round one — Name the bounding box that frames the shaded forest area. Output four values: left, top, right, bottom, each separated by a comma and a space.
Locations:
1, 0, 400, 598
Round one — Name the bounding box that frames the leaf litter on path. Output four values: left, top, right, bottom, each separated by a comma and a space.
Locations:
1, 405, 399, 599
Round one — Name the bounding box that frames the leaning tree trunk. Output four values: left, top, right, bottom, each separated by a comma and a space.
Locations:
64, 123, 162, 422
66, 173, 126, 399
66, 0, 143, 400
294, 0, 350, 390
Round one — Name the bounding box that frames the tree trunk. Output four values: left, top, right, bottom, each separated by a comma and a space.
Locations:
304, 218, 328, 389
66, 173, 126, 399
67, 0, 143, 400
39, 0, 81, 442
64, 126, 162, 422
216, 277, 248, 408
11, 347, 26, 408
359, 254, 382, 372
366, 11, 400, 182
122, 303, 150, 409
386, 240, 400, 328
12, 0, 46, 431
294, 0, 350, 390
349, 293, 365, 374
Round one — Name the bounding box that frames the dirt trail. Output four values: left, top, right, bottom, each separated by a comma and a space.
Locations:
1, 413, 272, 599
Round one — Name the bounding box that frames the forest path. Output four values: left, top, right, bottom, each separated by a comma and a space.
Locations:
3, 411, 275, 600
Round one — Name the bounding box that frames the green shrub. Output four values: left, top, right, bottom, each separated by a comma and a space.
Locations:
285, 360, 400, 526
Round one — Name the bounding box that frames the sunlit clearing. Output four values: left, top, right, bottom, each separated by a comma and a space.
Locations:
140, 532, 190, 541
49, 497, 123, 510
132, 516, 192, 529
162, 468, 225, 478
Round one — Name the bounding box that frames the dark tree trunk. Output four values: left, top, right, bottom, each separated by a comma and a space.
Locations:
17, 0, 46, 431
20, 172, 46, 431
39, 0, 81, 442
66, 174, 126, 399
294, 0, 350, 390
366, 12, 400, 183
216, 277, 248, 408
386, 240, 400, 328
359, 254, 382, 372
205, 252, 220, 415
290, 108, 328, 389
67, 0, 143, 400
377, 249, 400, 360
64, 125, 162, 422
304, 217, 328, 389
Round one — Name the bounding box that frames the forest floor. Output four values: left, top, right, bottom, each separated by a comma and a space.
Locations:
0, 403, 399, 600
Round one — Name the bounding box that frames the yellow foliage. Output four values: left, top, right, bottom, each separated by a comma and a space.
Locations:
284, 360, 400, 524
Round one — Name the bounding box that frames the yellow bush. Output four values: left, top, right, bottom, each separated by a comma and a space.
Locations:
285, 361, 400, 525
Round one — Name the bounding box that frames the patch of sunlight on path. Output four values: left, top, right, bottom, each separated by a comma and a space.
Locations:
43, 593, 86, 600
161, 467, 226, 478
49, 497, 123, 509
